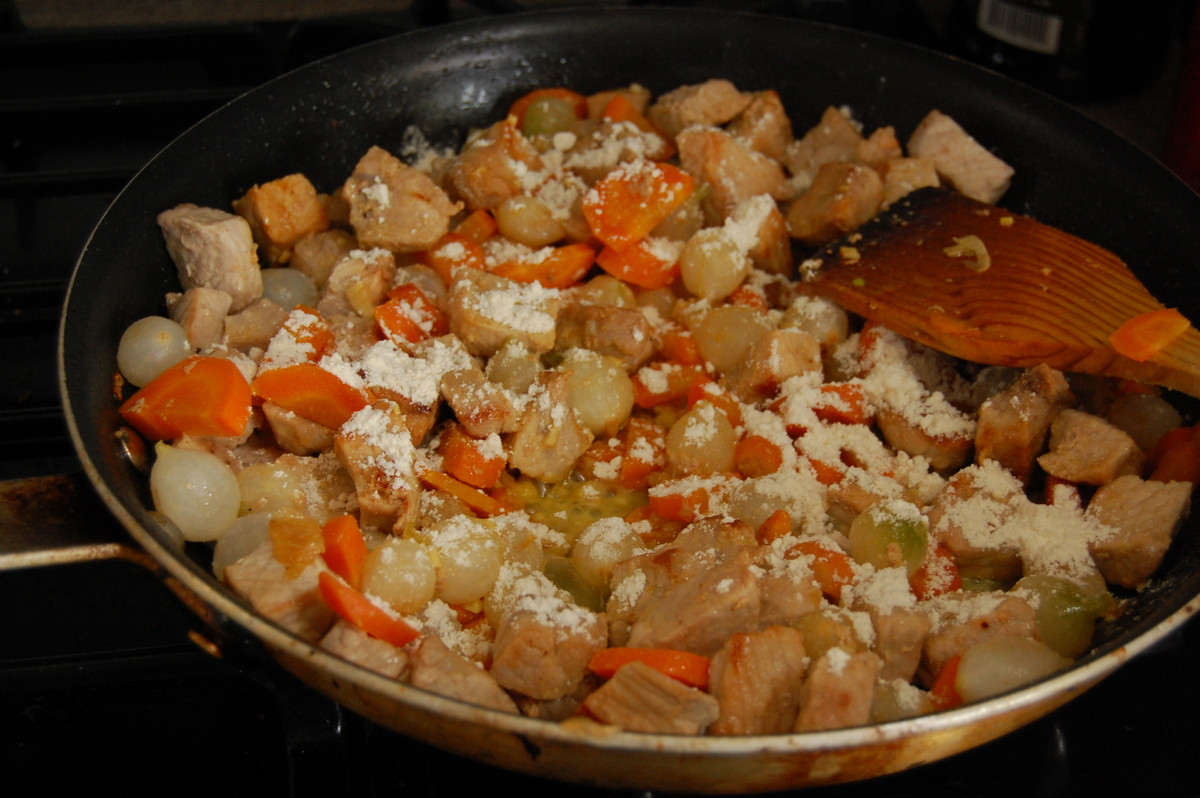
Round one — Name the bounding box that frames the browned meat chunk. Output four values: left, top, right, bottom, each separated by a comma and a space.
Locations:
341, 145, 461, 253
785, 161, 884, 247
489, 591, 607, 701
582, 660, 720, 735
157, 203, 263, 311
921, 593, 1037, 682
446, 269, 561, 357
975, 364, 1075, 483
223, 297, 289, 353
224, 540, 334, 643
785, 106, 867, 184
646, 79, 752, 140
290, 228, 358, 289
333, 402, 420, 535
727, 328, 822, 402
166, 286, 231, 351
262, 402, 335, 456
505, 370, 593, 483
317, 247, 397, 319
878, 156, 941, 207
1037, 409, 1144, 485
625, 556, 760, 656
607, 518, 758, 646
726, 89, 794, 162
1086, 474, 1192, 589
928, 462, 1024, 582
794, 649, 882, 732
319, 619, 409, 680
676, 127, 791, 224
409, 636, 520, 713
555, 302, 658, 372
442, 120, 545, 210
906, 109, 1014, 204
440, 367, 520, 437
233, 173, 330, 267
866, 605, 931, 683
709, 625, 808, 735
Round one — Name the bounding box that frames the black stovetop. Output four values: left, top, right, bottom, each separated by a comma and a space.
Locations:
3, 1, 1200, 795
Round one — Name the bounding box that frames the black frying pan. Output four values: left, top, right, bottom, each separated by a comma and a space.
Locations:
57, 7, 1200, 792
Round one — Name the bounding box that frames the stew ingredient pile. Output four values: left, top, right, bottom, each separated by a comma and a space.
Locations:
114, 79, 1196, 735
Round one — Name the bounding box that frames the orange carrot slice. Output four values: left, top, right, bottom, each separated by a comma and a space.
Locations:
317, 571, 420, 648
1108, 307, 1192, 362
119, 355, 252, 441
582, 161, 694, 252
321, 514, 368, 591
588, 647, 710, 690
250, 362, 370, 429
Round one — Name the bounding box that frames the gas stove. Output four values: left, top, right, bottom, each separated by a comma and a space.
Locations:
3, 1, 1200, 795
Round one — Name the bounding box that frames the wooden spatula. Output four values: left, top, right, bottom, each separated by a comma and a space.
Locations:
803, 186, 1200, 398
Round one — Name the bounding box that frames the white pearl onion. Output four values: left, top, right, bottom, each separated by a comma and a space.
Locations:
150, 442, 240, 542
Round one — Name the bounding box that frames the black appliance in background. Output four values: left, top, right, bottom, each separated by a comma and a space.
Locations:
2, 1, 1199, 796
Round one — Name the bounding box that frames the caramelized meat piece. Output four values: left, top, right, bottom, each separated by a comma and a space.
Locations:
1087, 474, 1192, 589
341, 145, 461, 252
709, 625, 808, 735
157, 203, 262, 311
582, 660, 720, 735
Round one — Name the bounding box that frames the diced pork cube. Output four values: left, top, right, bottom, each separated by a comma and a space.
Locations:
317, 247, 397, 319
1086, 474, 1192, 588
785, 161, 884, 247
333, 402, 420, 535
877, 156, 941, 207
975, 363, 1075, 483
224, 541, 334, 643
1036, 409, 1144, 485
793, 649, 881, 732
262, 402, 335, 456
709, 625, 808, 735
319, 619, 409, 680
582, 660, 720, 735
442, 120, 545, 210
921, 593, 1037, 682
446, 269, 561, 357
233, 172, 330, 266
677, 127, 791, 224
157, 203, 263, 311
554, 302, 658, 372
726, 89, 794, 162
488, 591, 607, 701
409, 636, 519, 713
928, 462, 1024, 582
728, 327, 822, 402
866, 606, 931, 683
290, 228, 358, 289
906, 110, 1014, 204
440, 367, 520, 437
505, 370, 593, 483
785, 107, 866, 185
625, 557, 761, 656
223, 297, 288, 353
646, 79, 752, 140
341, 145, 461, 252
166, 286, 232, 352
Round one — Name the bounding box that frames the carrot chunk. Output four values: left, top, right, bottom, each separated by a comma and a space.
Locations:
491, 242, 596, 289
588, 646, 710, 690
250, 362, 370, 429
417, 468, 510, 517
119, 355, 252, 441
734, 434, 784, 478
439, 424, 506, 490
786, 539, 856, 601
595, 240, 680, 289
318, 571, 420, 648
321, 514, 368, 591
376, 283, 449, 345
582, 161, 695, 252
1108, 307, 1192, 362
